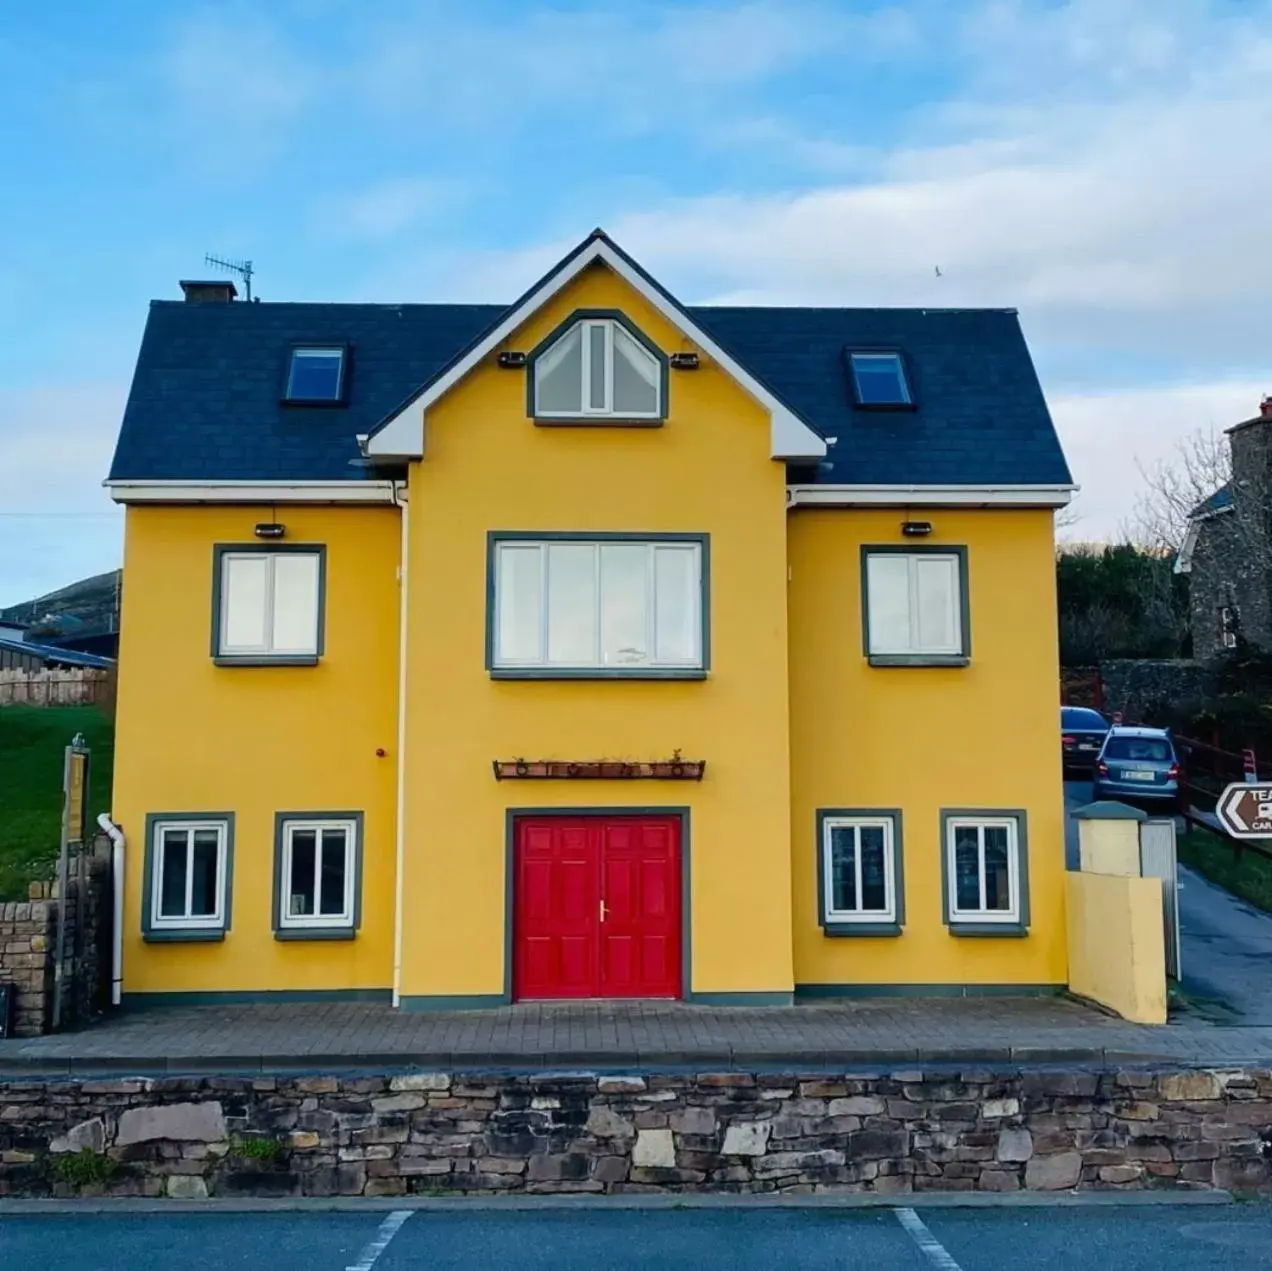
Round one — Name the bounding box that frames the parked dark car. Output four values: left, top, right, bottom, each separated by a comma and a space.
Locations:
1061, 706, 1110, 772
1093, 727, 1180, 808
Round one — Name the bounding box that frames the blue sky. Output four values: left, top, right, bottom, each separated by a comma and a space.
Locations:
2, 0, 1271, 604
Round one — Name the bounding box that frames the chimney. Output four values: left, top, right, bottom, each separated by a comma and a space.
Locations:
179, 279, 238, 303
1261, 395, 1272, 420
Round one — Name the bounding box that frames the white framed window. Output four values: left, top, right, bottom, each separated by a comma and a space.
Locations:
147, 818, 230, 935
945, 814, 1023, 927
864, 549, 966, 660
276, 817, 360, 934
215, 548, 323, 660
533, 318, 662, 418
820, 813, 900, 929
491, 537, 705, 673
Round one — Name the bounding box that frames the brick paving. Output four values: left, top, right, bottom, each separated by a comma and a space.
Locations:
4, 996, 1272, 1074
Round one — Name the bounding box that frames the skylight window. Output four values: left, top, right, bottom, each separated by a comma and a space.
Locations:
286, 346, 346, 403
849, 351, 911, 408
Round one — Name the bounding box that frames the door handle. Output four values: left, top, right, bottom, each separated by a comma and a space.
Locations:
599, 899, 609, 922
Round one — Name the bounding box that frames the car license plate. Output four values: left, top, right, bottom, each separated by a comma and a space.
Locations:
1079, 742, 1097, 751
1127, 770, 1155, 782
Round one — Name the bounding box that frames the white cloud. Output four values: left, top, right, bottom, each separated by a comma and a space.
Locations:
311, 177, 464, 242
1051, 380, 1266, 540
160, 10, 315, 170
0, 383, 125, 607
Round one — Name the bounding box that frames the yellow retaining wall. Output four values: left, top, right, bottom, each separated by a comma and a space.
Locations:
1066, 871, 1166, 1024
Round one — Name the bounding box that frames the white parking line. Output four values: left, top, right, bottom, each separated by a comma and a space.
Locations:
346, 1209, 414, 1271
895, 1207, 963, 1270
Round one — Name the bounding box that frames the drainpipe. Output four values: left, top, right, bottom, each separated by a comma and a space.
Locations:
391, 481, 409, 1007
96, 813, 125, 1007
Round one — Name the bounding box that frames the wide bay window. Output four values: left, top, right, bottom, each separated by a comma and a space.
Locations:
489, 534, 707, 677
274, 814, 362, 940
142, 815, 233, 940
817, 810, 903, 936
862, 547, 969, 666
213, 546, 325, 664
531, 315, 665, 421
942, 810, 1029, 935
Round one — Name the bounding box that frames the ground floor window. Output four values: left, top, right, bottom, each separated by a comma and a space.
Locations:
273, 813, 363, 939
942, 810, 1028, 935
816, 809, 903, 936
142, 814, 234, 940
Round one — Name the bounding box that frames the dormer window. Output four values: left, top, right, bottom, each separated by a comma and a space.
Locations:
531, 315, 664, 421
286, 346, 347, 404
848, 351, 911, 408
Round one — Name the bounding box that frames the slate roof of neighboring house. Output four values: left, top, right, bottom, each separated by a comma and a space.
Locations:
0, 637, 115, 669
1189, 484, 1233, 519
110, 292, 1072, 488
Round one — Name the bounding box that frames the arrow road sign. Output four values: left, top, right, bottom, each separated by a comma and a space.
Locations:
1216, 783, 1272, 839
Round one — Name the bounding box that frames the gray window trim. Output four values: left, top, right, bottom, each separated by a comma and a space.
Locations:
211, 543, 327, 666
525, 309, 669, 424
860, 544, 971, 667
940, 808, 1030, 937
272, 811, 365, 941
141, 812, 235, 942
485, 531, 710, 678
815, 808, 904, 937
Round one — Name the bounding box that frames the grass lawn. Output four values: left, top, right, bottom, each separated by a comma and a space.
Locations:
1177, 824, 1272, 914
0, 706, 115, 901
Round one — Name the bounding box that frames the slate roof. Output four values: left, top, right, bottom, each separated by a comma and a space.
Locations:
109, 295, 1071, 487
1189, 484, 1233, 519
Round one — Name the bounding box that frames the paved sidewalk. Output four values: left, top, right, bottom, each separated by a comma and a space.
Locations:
4, 996, 1272, 1075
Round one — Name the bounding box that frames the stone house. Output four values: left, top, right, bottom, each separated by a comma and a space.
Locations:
1178, 397, 1272, 657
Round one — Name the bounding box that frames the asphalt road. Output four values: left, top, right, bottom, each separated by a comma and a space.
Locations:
1065, 779, 1272, 1023
2, 1204, 1272, 1270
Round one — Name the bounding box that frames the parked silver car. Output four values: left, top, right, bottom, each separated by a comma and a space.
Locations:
1093, 726, 1180, 807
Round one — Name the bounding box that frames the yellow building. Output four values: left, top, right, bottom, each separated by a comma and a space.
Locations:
105, 232, 1074, 1007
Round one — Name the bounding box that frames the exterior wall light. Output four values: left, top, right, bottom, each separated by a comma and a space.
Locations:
254, 523, 286, 539
901, 520, 933, 537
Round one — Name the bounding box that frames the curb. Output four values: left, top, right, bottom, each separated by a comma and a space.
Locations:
0, 1047, 1215, 1078
0, 1190, 1236, 1215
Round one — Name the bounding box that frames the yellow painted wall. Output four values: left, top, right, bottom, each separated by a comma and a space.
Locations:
788, 508, 1068, 988
1067, 871, 1166, 1023
113, 504, 400, 993
399, 261, 794, 1000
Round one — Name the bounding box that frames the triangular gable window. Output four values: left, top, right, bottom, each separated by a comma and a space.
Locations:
531, 315, 664, 420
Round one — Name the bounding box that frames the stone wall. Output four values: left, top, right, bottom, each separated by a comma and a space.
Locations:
0, 847, 111, 1036
1098, 659, 1210, 725
1, 1068, 1270, 1198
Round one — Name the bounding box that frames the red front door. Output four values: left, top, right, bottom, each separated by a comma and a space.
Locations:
513, 815, 682, 1000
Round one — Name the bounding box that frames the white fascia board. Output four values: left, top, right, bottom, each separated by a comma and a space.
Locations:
365, 238, 827, 462
105, 480, 398, 505
1174, 503, 1233, 574
786, 484, 1076, 509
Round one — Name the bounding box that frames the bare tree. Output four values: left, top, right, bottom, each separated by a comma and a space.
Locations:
1126, 426, 1232, 552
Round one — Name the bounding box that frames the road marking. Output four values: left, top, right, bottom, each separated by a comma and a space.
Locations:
895, 1207, 963, 1270
346, 1210, 414, 1271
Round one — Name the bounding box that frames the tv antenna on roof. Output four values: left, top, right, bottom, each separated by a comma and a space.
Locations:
205, 253, 254, 301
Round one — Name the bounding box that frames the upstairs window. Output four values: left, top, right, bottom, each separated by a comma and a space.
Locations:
863, 548, 968, 665
489, 534, 706, 676
532, 316, 663, 420
286, 346, 346, 403
849, 351, 911, 407
213, 546, 325, 664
